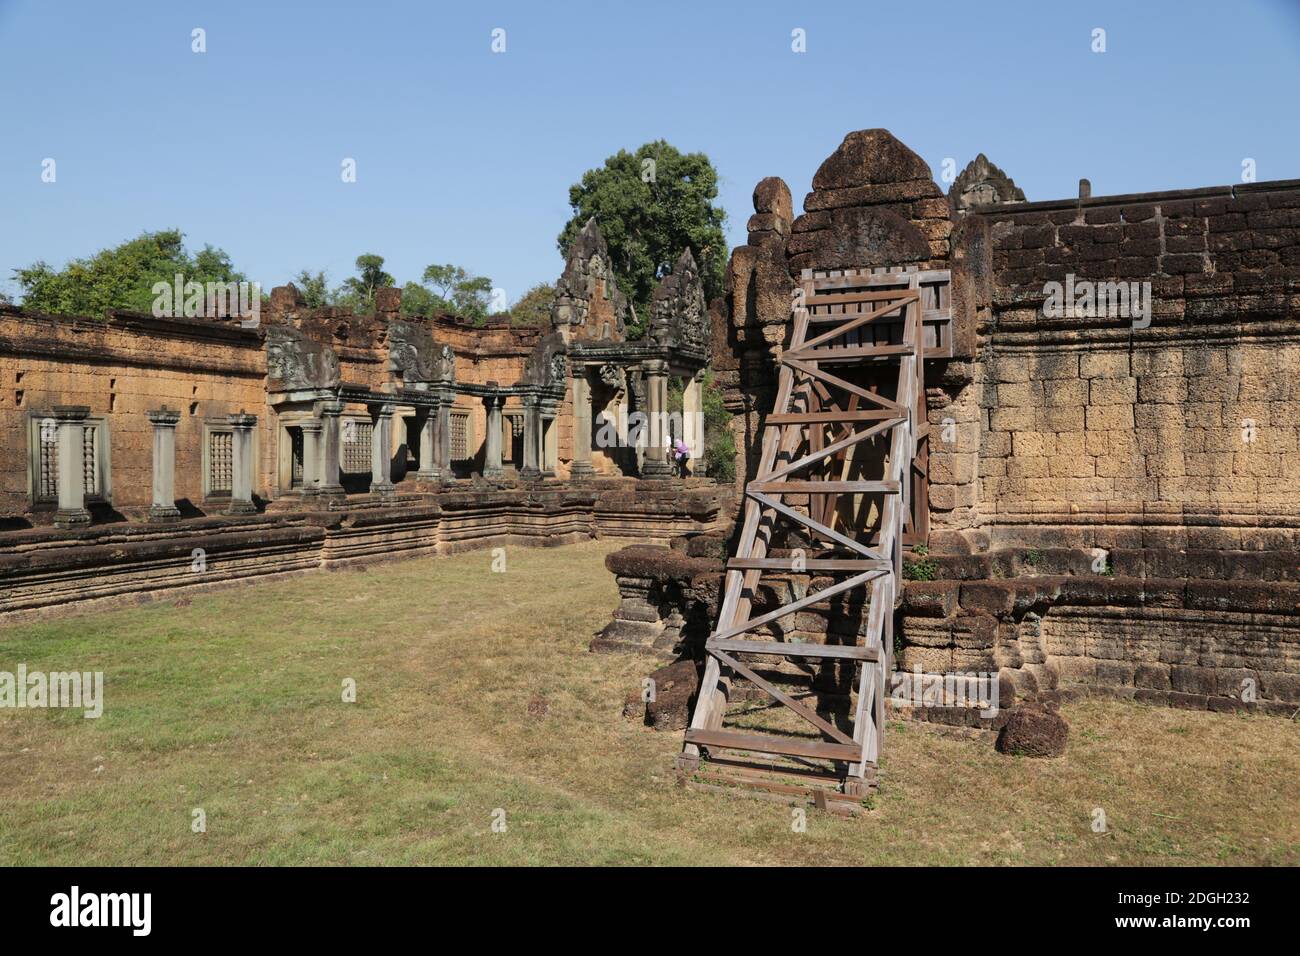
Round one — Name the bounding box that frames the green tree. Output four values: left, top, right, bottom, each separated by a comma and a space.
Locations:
701, 372, 735, 483
557, 140, 727, 337
338, 254, 394, 313
13, 229, 244, 316
510, 282, 555, 326
420, 264, 469, 302
451, 275, 493, 317
399, 281, 446, 317
420, 263, 493, 319
293, 270, 331, 308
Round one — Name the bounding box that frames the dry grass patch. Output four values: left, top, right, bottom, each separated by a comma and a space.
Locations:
0, 539, 1295, 865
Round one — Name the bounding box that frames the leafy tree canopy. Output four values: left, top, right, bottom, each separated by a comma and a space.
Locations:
293, 270, 331, 309
557, 140, 727, 335
14, 229, 244, 316
335, 254, 394, 313
398, 281, 441, 318
421, 264, 493, 318
510, 282, 556, 326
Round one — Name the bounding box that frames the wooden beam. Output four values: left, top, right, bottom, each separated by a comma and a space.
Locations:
755, 417, 901, 484
786, 343, 915, 362
725, 557, 892, 572
708, 638, 880, 661
747, 492, 886, 560
748, 480, 900, 495
709, 649, 855, 745
804, 288, 918, 307
710, 569, 884, 642
684, 728, 862, 764
781, 357, 904, 413
765, 410, 900, 425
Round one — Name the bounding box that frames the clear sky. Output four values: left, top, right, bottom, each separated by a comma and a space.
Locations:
2, 0, 1298, 306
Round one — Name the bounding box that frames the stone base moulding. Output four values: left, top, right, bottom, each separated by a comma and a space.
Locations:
0, 479, 733, 620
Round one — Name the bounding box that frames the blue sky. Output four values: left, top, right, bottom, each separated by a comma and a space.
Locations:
2, 0, 1298, 305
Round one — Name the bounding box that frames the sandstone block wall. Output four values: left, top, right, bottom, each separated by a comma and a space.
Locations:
957, 181, 1300, 548
0, 308, 268, 516
1, 300, 547, 520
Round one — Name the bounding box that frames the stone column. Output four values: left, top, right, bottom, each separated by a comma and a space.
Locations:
640, 360, 673, 479
225, 412, 258, 514
483, 394, 504, 478
369, 402, 396, 496
53, 406, 92, 529
520, 397, 541, 479
414, 409, 439, 481
147, 408, 182, 521
317, 400, 345, 497
541, 409, 557, 477
436, 392, 453, 479
299, 418, 322, 496
570, 369, 594, 478
682, 372, 704, 475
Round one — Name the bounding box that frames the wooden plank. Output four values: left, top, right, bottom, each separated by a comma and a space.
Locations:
786, 343, 915, 362
747, 492, 886, 560
726, 557, 891, 572
807, 377, 824, 520
708, 638, 880, 661
796, 293, 918, 352
808, 271, 946, 291
804, 288, 918, 307
748, 480, 900, 494
680, 298, 811, 761
685, 729, 862, 763
765, 410, 899, 425
755, 417, 900, 484
781, 356, 903, 412
764, 408, 899, 421
709, 649, 855, 745
709, 569, 884, 642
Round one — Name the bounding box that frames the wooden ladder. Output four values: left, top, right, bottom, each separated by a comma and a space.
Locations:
677, 266, 949, 813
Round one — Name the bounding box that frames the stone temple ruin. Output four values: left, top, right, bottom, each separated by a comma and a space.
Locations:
595, 129, 1300, 807
0, 218, 722, 614
3, 127, 1298, 809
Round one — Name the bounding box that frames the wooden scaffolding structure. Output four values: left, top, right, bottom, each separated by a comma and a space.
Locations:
677, 265, 952, 812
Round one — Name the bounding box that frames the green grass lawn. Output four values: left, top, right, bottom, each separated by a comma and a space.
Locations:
0, 539, 1295, 866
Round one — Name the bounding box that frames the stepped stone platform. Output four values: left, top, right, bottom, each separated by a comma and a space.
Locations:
0, 478, 730, 620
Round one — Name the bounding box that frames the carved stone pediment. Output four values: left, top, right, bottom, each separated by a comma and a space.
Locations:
386, 320, 454, 383
386, 319, 436, 382
647, 248, 709, 355
265, 324, 340, 391
523, 330, 568, 388
949, 153, 1025, 214
552, 218, 631, 343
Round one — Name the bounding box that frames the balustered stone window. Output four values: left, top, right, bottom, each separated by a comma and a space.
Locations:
341, 418, 372, 473
504, 411, 525, 467
203, 423, 234, 499
450, 409, 471, 463
28, 414, 109, 506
